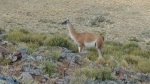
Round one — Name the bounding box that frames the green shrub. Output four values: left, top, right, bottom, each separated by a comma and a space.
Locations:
6, 29, 26, 42
42, 61, 56, 75
44, 34, 78, 52
6, 29, 44, 45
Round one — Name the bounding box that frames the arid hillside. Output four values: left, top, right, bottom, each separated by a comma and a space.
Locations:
1, 0, 150, 84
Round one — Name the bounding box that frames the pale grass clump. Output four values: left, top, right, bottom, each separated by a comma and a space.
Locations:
107, 56, 118, 69
70, 75, 88, 84
124, 55, 140, 65
121, 59, 128, 68
86, 48, 98, 61
41, 61, 56, 76
44, 48, 61, 61
128, 37, 139, 42
0, 57, 11, 65
86, 48, 106, 64
6, 29, 45, 46
75, 67, 113, 81
138, 59, 150, 73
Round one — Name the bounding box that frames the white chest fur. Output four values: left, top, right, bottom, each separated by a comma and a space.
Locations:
84, 39, 97, 48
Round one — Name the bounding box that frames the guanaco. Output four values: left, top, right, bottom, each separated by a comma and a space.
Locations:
62, 19, 104, 59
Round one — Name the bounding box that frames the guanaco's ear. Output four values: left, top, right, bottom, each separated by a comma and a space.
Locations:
62, 18, 69, 25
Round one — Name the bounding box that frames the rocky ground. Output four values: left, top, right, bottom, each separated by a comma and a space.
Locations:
0, 39, 150, 84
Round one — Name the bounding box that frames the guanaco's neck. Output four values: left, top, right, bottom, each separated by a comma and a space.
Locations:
67, 22, 78, 41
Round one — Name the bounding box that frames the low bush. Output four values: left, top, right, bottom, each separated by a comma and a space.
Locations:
41, 61, 56, 76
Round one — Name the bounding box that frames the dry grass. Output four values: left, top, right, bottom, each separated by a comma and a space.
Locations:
87, 41, 150, 73
75, 67, 113, 81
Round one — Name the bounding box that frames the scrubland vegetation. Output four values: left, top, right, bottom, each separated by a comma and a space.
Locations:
2, 28, 150, 81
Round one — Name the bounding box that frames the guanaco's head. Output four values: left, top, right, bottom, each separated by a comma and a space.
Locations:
62, 18, 70, 25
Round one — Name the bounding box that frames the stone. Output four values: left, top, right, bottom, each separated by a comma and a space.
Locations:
0, 46, 9, 57
19, 72, 33, 80
0, 79, 7, 84
0, 73, 19, 84
13, 52, 22, 60
22, 64, 41, 76
17, 47, 30, 55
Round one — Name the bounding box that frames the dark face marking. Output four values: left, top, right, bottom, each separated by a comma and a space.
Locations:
62, 20, 67, 25
61, 19, 69, 25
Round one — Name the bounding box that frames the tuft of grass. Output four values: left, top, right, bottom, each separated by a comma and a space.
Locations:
19, 28, 30, 34
138, 59, 150, 73
128, 37, 139, 42
6, 29, 44, 46
107, 57, 118, 69
123, 42, 141, 54
125, 55, 140, 65
87, 48, 98, 61
0, 57, 11, 65
5, 29, 49, 53
146, 42, 150, 45
44, 34, 78, 52
45, 49, 61, 61
121, 59, 128, 68
41, 61, 56, 76
70, 75, 87, 84
103, 41, 124, 60
76, 67, 113, 81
